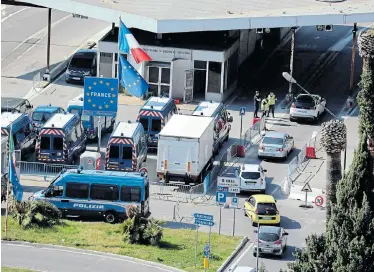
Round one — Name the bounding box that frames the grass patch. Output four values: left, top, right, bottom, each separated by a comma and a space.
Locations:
2, 217, 242, 272
2, 268, 36, 272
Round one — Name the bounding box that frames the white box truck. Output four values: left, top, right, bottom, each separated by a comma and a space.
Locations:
156, 115, 215, 184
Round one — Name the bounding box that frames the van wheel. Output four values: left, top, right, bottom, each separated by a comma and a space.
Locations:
104, 212, 117, 223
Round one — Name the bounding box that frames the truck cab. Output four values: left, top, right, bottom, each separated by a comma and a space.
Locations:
137, 97, 177, 149
192, 101, 233, 156
67, 94, 115, 141
31, 105, 65, 133
36, 113, 87, 164
218, 163, 267, 194
1, 112, 36, 159
105, 121, 147, 172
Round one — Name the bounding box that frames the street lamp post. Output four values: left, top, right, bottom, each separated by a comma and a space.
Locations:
256, 222, 260, 271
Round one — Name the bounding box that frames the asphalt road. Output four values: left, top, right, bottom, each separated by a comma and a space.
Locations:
1, 5, 108, 98
2, 22, 364, 272
2, 241, 184, 272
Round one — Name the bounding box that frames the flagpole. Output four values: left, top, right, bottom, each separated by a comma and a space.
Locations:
4, 123, 12, 239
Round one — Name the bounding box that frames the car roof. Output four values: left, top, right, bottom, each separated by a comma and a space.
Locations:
259, 225, 282, 234
263, 131, 287, 138
1, 97, 27, 109
242, 164, 261, 172
252, 194, 276, 203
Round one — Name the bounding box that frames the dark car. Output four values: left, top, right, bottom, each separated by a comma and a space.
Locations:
65, 49, 97, 84
1, 97, 33, 115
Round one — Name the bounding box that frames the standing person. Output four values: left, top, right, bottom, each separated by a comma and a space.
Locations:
253, 90, 261, 118
267, 92, 277, 118
261, 97, 269, 118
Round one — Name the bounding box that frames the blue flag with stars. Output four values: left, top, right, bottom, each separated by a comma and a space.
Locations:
83, 77, 119, 117
119, 55, 149, 98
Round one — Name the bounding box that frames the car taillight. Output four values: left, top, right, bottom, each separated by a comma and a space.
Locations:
277, 148, 284, 151
291, 103, 295, 108
259, 145, 264, 150
274, 240, 282, 245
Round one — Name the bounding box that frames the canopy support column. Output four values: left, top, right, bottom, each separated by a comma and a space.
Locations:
43, 8, 52, 82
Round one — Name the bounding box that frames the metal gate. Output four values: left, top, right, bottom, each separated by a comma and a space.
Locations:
184, 69, 194, 103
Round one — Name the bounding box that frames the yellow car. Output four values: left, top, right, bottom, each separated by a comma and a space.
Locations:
244, 194, 280, 226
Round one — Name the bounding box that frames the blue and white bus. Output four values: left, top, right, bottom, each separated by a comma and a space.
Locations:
31, 169, 150, 223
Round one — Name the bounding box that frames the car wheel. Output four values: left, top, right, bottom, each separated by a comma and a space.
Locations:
251, 216, 256, 227
104, 211, 117, 224
244, 209, 247, 217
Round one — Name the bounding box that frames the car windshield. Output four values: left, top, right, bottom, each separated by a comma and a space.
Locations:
241, 171, 260, 180
70, 56, 92, 69
259, 232, 279, 242
32, 112, 51, 122
296, 95, 314, 103
262, 137, 284, 145
257, 202, 277, 215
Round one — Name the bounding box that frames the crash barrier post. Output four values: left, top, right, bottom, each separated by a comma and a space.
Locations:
17, 161, 79, 177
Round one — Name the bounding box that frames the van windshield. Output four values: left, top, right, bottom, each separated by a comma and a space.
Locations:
69, 108, 81, 116
70, 57, 93, 69
40, 136, 50, 149
52, 137, 63, 150
122, 146, 132, 160
32, 112, 51, 122
241, 172, 260, 180
139, 117, 148, 131
151, 119, 162, 132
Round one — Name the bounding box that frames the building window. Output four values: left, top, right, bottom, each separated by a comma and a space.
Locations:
227, 49, 239, 88
194, 60, 207, 70
207, 61, 222, 94
193, 61, 207, 95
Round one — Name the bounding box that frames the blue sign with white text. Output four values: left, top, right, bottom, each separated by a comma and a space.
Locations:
83, 77, 119, 117
194, 213, 213, 221
216, 191, 227, 203
240, 107, 246, 116
217, 186, 229, 192
194, 218, 215, 226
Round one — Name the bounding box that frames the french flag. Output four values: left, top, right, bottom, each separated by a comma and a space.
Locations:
118, 19, 152, 64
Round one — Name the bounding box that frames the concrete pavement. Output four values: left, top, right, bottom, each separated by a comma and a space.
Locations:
2, 241, 185, 272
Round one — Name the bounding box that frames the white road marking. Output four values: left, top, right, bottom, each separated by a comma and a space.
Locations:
1, 7, 30, 23
2, 14, 71, 62
229, 242, 255, 269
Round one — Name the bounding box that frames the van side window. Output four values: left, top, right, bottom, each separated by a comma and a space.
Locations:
70, 128, 77, 143
51, 186, 64, 197
66, 182, 89, 199
121, 186, 141, 202
76, 123, 82, 138
90, 184, 119, 201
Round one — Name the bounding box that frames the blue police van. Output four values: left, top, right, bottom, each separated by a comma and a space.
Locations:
105, 121, 147, 172
1, 112, 36, 158
31, 105, 65, 133
137, 97, 177, 149
67, 94, 115, 141
31, 169, 150, 223
36, 113, 87, 164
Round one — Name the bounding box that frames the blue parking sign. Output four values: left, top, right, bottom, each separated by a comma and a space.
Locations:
216, 191, 227, 204
240, 107, 246, 116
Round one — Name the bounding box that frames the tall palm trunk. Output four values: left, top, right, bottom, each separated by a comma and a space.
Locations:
319, 120, 347, 223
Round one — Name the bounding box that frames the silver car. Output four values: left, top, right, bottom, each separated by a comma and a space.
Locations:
258, 131, 294, 160
253, 226, 288, 257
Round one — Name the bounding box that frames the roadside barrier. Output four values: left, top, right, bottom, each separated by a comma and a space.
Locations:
287, 143, 307, 179
17, 161, 78, 177
243, 117, 265, 148
150, 182, 205, 203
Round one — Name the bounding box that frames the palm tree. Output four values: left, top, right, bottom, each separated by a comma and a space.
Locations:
357, 27, 374, 157
319, 119, 347, 222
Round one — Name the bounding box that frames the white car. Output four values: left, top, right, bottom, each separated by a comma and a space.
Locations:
289, 94, 326, 122
258, 131, 294, 161
238, 164, 267, 194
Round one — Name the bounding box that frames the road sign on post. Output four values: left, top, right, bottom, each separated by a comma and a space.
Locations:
315, 195, 324, 207
239, 107, 246, 145
83, 77, 119, 117
301, 182, 312, 192
216, 191, 227, 204
204, 245, 210, 257
231, 197, 239, 207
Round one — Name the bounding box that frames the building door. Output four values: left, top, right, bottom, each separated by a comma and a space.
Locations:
147, 63, 171, 97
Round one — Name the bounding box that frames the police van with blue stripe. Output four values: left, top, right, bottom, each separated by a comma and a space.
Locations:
31, 169, 150, 223
137, 97, 177, 149
105, 121, 147, 172
67, 94, 115, 141
36, 113, 87, 164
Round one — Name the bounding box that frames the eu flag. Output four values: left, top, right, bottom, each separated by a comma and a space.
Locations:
8, 131, 23, 201
119, 55, 149, 98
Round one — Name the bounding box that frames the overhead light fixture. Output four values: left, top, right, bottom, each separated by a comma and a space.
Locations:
265, 28, 271, 33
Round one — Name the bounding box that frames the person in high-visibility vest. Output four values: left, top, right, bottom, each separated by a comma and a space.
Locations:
261, 97, 269, 118
267, 92, 277, 118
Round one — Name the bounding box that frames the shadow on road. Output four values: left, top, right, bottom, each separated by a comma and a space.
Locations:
281, 216, 301, 229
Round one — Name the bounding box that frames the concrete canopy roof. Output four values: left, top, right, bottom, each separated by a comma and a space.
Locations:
19, 0, 374, 33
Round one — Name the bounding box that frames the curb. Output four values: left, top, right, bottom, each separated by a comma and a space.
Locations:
216, 237, 249, 272
2, 240, 186, 272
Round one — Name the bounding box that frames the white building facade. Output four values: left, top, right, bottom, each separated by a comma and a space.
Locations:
97, 27, 290, 103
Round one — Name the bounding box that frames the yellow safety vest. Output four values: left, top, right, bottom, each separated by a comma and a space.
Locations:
261, 99, 269, 111
268, 95, 276, 105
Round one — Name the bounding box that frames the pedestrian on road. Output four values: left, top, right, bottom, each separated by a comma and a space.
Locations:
261, 97, 269, 118
267, 92, 277, 118
253, 90, 261, 118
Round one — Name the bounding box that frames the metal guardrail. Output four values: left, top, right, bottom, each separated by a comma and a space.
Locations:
287, 143, 307, 181
17, 161, 78, 177
150, 182, 204, 203
243, 117, 265, 147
